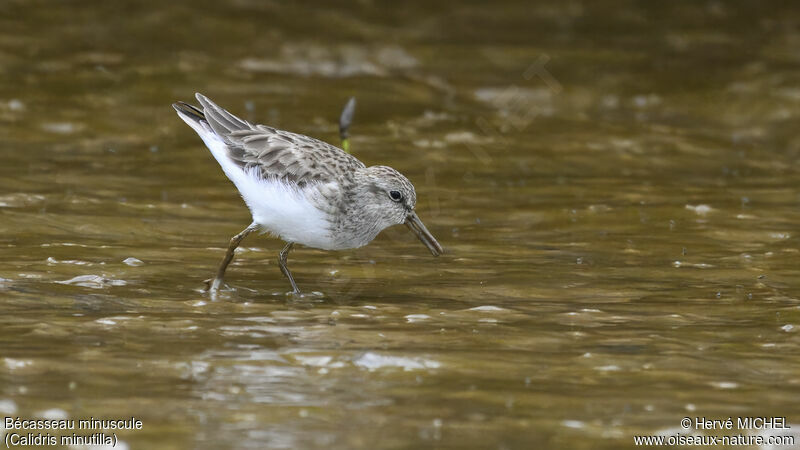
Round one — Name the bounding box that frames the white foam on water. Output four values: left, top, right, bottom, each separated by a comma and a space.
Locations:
0, 399, 17, 414
37, 408, 68, 420
354, 352, 440, 372
562, 420, 585, 429
405, 314, 431, 322
55, 275, 127, 289
122, 257, 144, 266
4, 358, 32, 370
686, 204, 714, 215
468, 305, 507, 312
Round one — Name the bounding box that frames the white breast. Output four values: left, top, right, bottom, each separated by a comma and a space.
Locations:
183, 117, 336, 250
236, 169, 336, 249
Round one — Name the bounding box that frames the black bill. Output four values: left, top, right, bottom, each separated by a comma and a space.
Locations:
405, 211, 443, 256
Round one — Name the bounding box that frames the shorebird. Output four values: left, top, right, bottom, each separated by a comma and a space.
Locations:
173, 93, 442, 295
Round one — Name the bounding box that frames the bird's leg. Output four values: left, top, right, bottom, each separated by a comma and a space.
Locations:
278, 242, 301, 294
206, 222, 259, 294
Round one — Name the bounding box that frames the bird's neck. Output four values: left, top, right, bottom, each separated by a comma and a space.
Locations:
331, 169, 393, 248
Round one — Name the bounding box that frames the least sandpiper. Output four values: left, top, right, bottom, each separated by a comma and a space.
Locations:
173, 93, 442, 295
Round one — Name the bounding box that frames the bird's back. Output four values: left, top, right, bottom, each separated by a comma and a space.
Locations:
192, 93, 365, 187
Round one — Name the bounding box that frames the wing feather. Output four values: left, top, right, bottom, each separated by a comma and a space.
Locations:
193, 93, 365, 186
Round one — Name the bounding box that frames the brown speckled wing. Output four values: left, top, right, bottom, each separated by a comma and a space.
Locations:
195, 93, 365, 187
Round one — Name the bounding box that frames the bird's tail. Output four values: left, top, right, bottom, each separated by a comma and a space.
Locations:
172, 101, 206, 126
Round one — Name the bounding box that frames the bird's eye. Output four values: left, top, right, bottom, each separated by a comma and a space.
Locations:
389, 190, 403, 202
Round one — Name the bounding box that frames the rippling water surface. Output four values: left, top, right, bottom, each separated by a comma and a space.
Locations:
1, 1, 800, 449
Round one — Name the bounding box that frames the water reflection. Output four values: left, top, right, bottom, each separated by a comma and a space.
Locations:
1, 0, 800, 449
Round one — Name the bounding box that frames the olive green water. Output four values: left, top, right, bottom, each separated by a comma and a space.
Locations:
2, 1, 800, 449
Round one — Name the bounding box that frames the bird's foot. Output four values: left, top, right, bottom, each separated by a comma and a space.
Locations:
285, 290, 326, 300
203, 278, 228, 293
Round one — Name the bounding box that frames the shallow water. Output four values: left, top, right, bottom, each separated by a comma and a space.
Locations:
1, 1, 800, 449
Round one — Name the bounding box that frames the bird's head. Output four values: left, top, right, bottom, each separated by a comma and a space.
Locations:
360, 165, 442, 256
